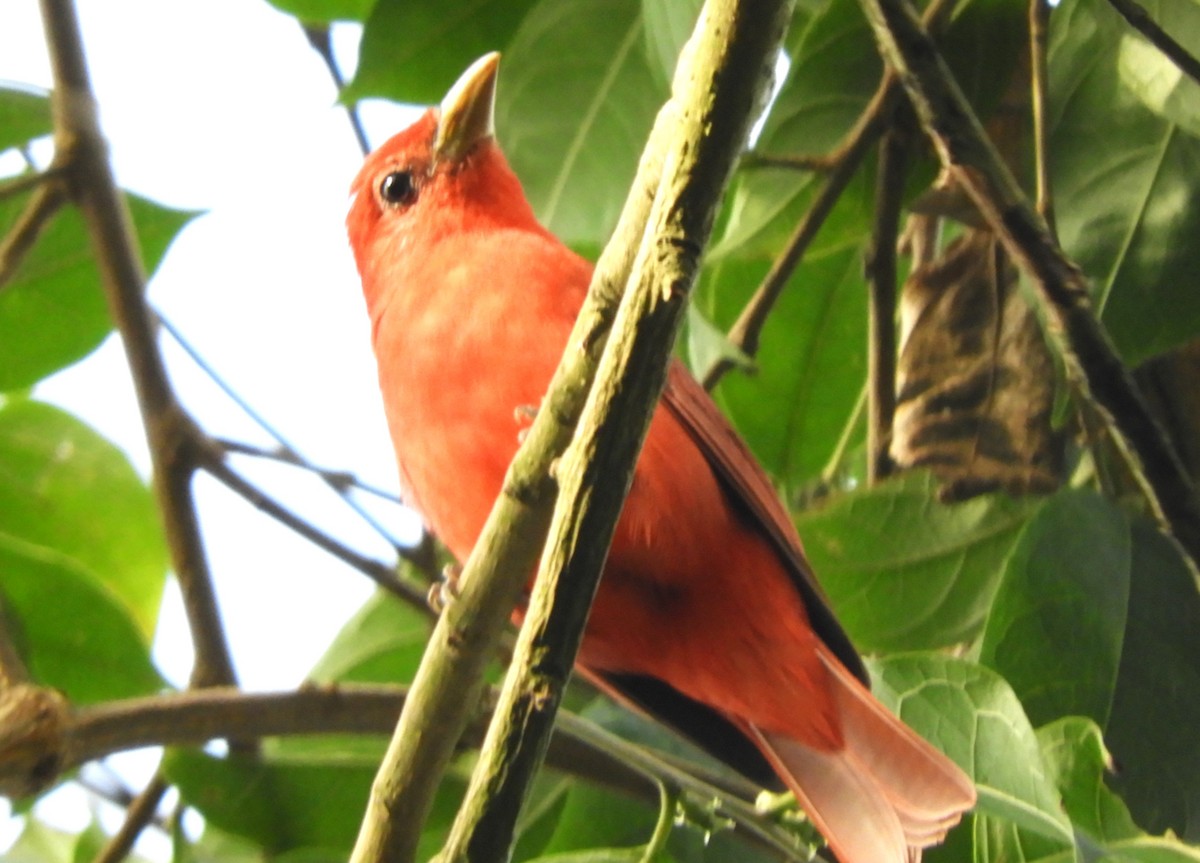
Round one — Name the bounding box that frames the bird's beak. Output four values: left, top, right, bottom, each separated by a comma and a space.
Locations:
433, 52, 500, 165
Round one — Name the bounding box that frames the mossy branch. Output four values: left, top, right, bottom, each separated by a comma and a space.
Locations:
433, 0, 792, 859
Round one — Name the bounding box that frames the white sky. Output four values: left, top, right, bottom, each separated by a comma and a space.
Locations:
2, 0, 424, 853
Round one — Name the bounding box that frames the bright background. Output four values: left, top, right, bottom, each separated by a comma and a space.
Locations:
1, 0, 420, 852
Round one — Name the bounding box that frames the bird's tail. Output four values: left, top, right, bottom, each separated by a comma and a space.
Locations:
744, 652, 976, 863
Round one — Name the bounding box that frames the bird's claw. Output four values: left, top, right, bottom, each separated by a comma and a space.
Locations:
515, 403, 539, 443
428, 562, 462, 614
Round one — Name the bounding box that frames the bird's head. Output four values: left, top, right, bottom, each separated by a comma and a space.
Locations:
346, 53, 541, 304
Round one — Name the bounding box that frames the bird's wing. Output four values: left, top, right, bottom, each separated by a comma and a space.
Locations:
660, 361, 868, 684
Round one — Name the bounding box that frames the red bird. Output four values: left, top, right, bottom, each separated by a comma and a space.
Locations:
347, 53, 976, 863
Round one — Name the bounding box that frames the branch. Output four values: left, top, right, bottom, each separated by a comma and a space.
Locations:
865, 129, 907, 483
38, 0, 237, 689
700, 0, 956, 392
155, 311, 429, 571
0, 176, 66, 291
433, 1, 790, 859
1, 682, 800, 856
1103, 0, 1200, 87
301, 22, 371, 156
197, 445, 433, 611
1029, 0, 1056, 237
90, 772, 169, 863
858, 0, 1200, 564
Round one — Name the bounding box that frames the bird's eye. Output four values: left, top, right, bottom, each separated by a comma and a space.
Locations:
379, 170, 417, 207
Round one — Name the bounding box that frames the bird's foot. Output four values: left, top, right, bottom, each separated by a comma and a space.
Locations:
428, 562, 462, 613
514, 403, 539, 442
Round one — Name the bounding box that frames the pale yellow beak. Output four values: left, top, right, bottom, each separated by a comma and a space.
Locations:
434, 52, 500, 164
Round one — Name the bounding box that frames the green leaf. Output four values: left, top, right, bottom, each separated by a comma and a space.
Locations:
0, 192, 196, 391
1116, 0, 1200, 139
683, 302, 752, 381
166, 747, 469, 860
0, 86, 52, 152
871, 655, 1074, 849
347, 0, 540, 105
1106, 519, 1200, 842
261, 0, 372, 23
795, 472, 1040, 651
979, 489, 1130, 728
498, 0, 665, 245
4, 817, 76, 863
307, 586, 433, 684
1036, 716, 1141, 844
0, 532, 163, 703
701, 222, 872, 489
165, 750, 374, 854
1048, 0, 1200, 364
0, 399, 168, 635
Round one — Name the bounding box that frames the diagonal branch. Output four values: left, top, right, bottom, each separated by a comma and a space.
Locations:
38, 0, 238, 690
1103, 0, 1200, 87
858, 0, 1200, 565
700, 0, 953, 392
0, 176, 66, 291
434, 0, 790, 858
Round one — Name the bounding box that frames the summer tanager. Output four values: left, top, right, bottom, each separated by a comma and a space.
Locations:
347, 53, 976, 863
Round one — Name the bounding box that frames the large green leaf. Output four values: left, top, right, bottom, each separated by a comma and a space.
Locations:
1116, 0, 1200, 139
979, 490, 1130, 728
1048, 0, 1200, 364
0, 86, 51, 152
0, 399, 167, 635
166, 748, 467, 859
1106, 519, 1200, 842
700, 197, 873, 488
306, 586, 432, 684
871, 656, 1074, 850
1037, 717, 1141, 844
347, 0, 540, 105
497, 0, 665, 245
0, 192, 196, 392
795, 472, 1040, 651
0, 532, 163, 704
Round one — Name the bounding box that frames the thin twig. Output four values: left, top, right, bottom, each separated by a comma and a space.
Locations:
197, 447, 434, 612
38, 0, 238, 690
701, 0, 957, 392
301, 23, 371, 156
702, 81, 895, 390
0, 179, 66, 291
1104, 0, 1200, 86
865, 129, 907, 483
1029, 0, 1055, 238
740, 151, 836, 172
858, 0, 1200, 566
90, 772, 169, 863
214, 438, 401, 503
155, 311, 422, 564
0, 167, 64, 201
